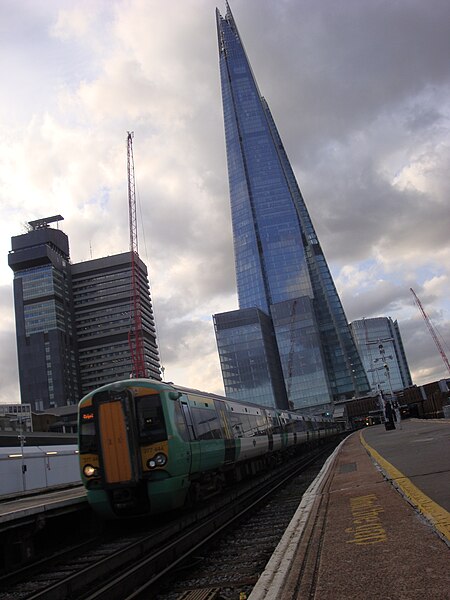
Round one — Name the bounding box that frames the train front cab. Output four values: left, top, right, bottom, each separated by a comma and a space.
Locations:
79, 384, 191, 519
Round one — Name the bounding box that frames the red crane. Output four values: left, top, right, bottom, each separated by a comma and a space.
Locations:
127, 132, 147, 378
410, 287, 450, 376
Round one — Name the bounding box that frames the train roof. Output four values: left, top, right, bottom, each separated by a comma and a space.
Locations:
79, 378, 335, 423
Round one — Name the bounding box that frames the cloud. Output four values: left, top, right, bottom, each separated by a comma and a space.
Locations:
0, 0, 449, 405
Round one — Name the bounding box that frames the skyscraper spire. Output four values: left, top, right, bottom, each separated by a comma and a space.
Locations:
213, 4, 369, 413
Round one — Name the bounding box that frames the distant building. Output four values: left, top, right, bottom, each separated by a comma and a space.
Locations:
397, 378, 450, 419
8, 216, 161, 411
0, 404, 32, 432
213, 6, 369, 414
350, 317, 413, 395
31, 404, 78, 434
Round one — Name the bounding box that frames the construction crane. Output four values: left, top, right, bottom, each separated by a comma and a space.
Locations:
127, 131, 147, 378
410, 287, 450, 376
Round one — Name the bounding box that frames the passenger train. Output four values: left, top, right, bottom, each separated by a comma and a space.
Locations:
78, 378, 342, 519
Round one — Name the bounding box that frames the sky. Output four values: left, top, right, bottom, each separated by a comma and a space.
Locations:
0, 0, 449, 405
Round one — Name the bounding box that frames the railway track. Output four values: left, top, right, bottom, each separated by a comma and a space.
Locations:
151, 447, 332, 600
0, 443, 338, 600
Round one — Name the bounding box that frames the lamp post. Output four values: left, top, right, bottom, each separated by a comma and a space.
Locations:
18, 417, 27, 491
375, 342, 401, 430
9, 415, 27, 491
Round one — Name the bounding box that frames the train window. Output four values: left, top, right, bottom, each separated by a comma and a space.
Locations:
228, 412, 261, 437
228, 411, 244, 438
240, 414, 254, 436
269, 414, 282, 434
190, 406, 223, 440
79, 408, 98, 453
136, 394, 167, 443
174, 401, 190, 441
256, 413, 269, 435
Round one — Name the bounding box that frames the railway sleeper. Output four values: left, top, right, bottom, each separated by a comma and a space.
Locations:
176, 588, 220, 600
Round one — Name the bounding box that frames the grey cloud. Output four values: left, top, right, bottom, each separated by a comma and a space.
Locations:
1, 0, 449, 399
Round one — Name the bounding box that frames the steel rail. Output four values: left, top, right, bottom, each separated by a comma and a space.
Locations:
3, 444, 337, 600
84, 447, 334, 600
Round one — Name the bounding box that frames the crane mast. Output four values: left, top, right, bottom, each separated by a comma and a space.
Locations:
127, 131, 147, 378
410, 287, 450, 376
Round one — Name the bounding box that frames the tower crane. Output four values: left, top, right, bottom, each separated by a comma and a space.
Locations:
410, 287, 450, 376
127, 132, 147, 378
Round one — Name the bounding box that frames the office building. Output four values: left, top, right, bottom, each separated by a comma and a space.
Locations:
213, 5, 369, 413
8, 216, 81, 411
350, 317, 413, 395
9, 216, 161, 411
72, 253, 160, 397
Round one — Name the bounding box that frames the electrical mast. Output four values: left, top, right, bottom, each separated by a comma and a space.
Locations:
410, 287, 450, 376
127, 132, 147, 378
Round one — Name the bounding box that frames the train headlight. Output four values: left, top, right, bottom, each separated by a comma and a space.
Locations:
83, 464, 98, 477
146, 452, 167, 469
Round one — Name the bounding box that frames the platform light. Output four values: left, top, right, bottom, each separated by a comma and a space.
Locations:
9, 454, 22, 458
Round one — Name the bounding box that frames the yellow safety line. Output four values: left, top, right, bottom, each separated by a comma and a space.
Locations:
360, 431, 450, 544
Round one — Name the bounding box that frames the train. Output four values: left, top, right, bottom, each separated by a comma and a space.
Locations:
78, 378, 342, 519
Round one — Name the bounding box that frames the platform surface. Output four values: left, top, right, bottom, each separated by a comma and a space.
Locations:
249, 419, 450, 600
0, 485, 86, 525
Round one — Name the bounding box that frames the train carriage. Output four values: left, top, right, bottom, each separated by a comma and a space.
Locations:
78, 378, 341, 519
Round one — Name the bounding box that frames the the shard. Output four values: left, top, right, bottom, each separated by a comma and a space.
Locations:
213, 4, 370, 414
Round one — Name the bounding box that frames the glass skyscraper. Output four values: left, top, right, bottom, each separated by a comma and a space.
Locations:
350, 317, 413, 395
213, 5, 370, 414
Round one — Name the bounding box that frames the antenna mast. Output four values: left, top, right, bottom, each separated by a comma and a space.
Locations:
410, 287, 450, 376
127, 132, 147, 378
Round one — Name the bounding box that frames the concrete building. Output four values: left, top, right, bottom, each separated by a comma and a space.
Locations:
72, 253, 160, 397
0, 404, 32, 432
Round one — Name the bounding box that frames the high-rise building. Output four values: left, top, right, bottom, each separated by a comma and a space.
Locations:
213, 5, 369, 414
350, 317, 413, 395
72, 253, 161, 397
9, 216, 161, 411
8, 216, 80, 411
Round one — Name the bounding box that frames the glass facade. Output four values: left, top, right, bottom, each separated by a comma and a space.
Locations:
350, 317, 413, 394
214, 308, 288, 408
214, 6, 370, 412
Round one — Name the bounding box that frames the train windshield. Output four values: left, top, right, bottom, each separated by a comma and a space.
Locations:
136, 394, 167, 443
79, 407, 98, 453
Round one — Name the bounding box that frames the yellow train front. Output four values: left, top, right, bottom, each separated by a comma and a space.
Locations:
78, 379, 192, 519
78, 378, 343, 519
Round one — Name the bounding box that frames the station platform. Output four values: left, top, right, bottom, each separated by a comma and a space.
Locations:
0, 484, 86, 530
249, 419, 450, 600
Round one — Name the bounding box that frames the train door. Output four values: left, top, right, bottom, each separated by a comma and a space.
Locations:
94, 390, 139, 486
180, 397, 201, 474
